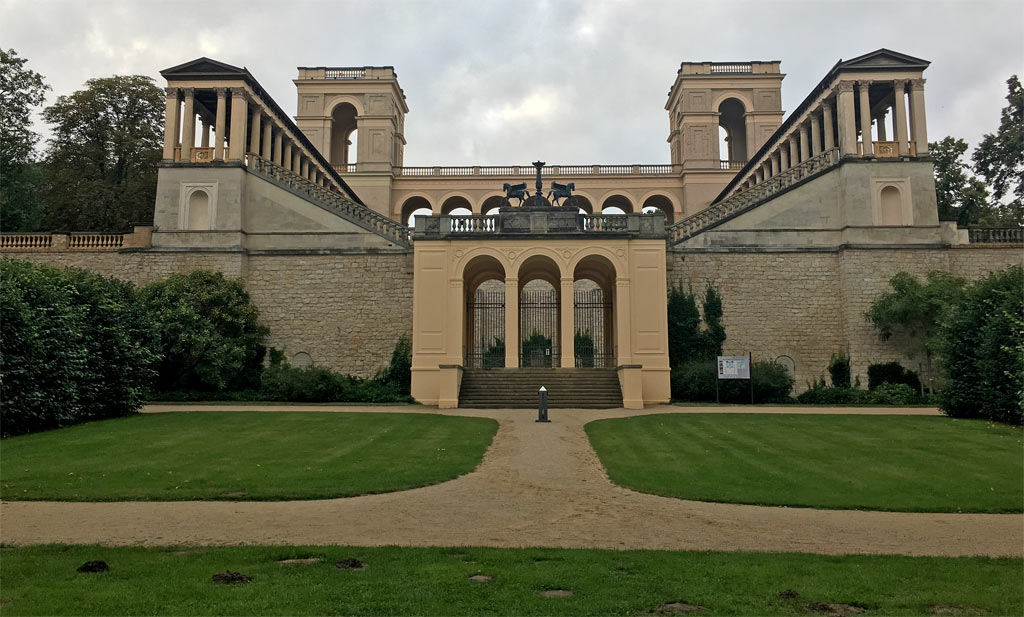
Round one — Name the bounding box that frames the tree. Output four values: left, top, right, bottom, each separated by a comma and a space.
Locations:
140, 271, 269, 392
667, 284, 701, 367
0, 49, 49, 231
865, 271, 966, 392
41, 75, 164, 231
930, 136, 993, 225
972, 75, 1023, 225
699, 284, 726, 359
938, 266, 1023, 424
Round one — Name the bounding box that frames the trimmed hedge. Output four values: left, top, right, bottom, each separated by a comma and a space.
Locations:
939, 265, 1023, 424
796, 378, 922, 406
670, 360, 794, 404
0, 259, 157, 436
867, 362, 922, 392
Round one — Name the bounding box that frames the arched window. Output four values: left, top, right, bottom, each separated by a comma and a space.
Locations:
329, 102, 358, 167
718, 98, 748, 163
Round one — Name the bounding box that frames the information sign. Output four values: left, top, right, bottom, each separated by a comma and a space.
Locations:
717, 355, 750, 380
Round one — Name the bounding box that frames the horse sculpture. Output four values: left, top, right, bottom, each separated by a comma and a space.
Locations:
547, 181, 575, 207
502, 182, 530, 206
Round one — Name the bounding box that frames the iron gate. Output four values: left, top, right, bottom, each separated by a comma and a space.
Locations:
574, 289, 614, 368
466, 289, 505, 368
519, 289, 559, 368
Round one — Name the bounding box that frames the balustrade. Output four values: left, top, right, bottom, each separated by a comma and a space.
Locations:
391, 164, 677, 178
0, 234, 53, 250
967, 227, 1024, 244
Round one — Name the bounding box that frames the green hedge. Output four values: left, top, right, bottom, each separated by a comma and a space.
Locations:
939, 265, 1023, 424
0, 259, 157, 436
670, 360, 794, 404
867, 362, 922, 392
796, 378, 922, 406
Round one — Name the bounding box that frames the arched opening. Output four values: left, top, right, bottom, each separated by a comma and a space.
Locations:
601, 194, 633, 215
441, 196, 473, 216
464, 255, 506, 368
518, 255, 561, 368
187, 189, 211, 230
718, 98, 748, 163
329, 102, 358, 167
481, 195, 504, 217
401, 196, 433, 226
641, 194, 675, 225
573, 255, 616, 368
880, 185, 903, 225
573, 195, 594, 215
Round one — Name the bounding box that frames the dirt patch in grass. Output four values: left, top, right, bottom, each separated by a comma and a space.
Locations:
76, 560, 108, 573
655, 602, 707, 613
333, 557, 365, 570
540, 589, 573, 598
211, 571, 251, 585
278, 558, 321, 565
930, 605, 988, 616
779, 589, 799, 598
807, 602, 866, 615
468, 574, 492, 582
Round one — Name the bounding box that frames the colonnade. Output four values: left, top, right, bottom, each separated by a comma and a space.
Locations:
736, 77, 928, 193
161, 85, 343, 193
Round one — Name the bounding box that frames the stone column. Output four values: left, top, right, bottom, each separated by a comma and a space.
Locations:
162, 87, 180, 160
779, 140, 789, 171
300, 158, 308, 178
894, 80, 910, 155
823, 101, 835, 151
788, 136, 798, 167
261, 122, 273, 160
909, 78, 928, 154
249, 110, 261, 155
272, 130, 283, 165
447, 279, 464, 369
810, 112, 822, 156
857, 81, 873, 156
180, 88, 196, 162
744, 113, 756, 164
228, 89, 248, 161
875, 111, 887, 140
200, 116, 210, 148
614, 280, 632, 366
213, 88, 227, 160
799, 124, 810, 162
836, 81, 857, 156
559, 277, 575, 368
505, 278, 519, 368
770, 153, 779, 176
292, 149, 301, 174
283, 143, 293, 172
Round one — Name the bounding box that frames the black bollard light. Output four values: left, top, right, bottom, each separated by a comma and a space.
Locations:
536, 386, 550, 423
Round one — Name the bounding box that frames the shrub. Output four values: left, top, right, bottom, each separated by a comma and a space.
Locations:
667, 285, 701, 367
383, 334, 412, 395
867, 361, 922, 392
939, 266, 1023, 424
866, 383, 918, 405
699, 284, 726, 360
671, 359, 794, 404
828, 350, 851, 388
796, 377, 864, 405
140, 271, 268, 393
0, 259, 156, 436
260, 363, 408, 403
521, 331, 552, 367
575, 330, 595, 368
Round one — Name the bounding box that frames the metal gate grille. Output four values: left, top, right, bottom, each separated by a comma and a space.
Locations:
574, 289, 614, 368
519, 289, 559, 368
466, 289, 505, 368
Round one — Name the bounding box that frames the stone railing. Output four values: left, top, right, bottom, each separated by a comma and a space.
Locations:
0, 227, 152, 252
582, 214, 630, 232
449, 215, 498, 233
393, 164, 678, 178
668, 147, 840, 245
248, 154, 412, 247
719, 160, 745, 170
325, 68, 366, 79
332, 164, 358, 174
417, 210, 665, 240
710, 63, 752, 74
967, 227, 1024, 244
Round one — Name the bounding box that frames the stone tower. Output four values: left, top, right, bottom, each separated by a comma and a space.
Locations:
665, 61, 785, 212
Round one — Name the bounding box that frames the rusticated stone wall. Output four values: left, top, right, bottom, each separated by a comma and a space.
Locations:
669, 245, 1023, 389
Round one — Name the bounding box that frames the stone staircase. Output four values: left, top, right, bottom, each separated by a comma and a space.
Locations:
458, 368, 623, 409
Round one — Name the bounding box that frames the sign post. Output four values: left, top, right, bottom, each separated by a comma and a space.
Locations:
717, 354, 754, 405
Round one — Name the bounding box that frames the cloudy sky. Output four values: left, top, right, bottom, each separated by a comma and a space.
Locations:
3, 0, 1021, 165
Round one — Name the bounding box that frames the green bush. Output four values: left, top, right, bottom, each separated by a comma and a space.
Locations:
939, 266, 1023, 424
867, 383, 918, 405
0, 259, 157, 436
575, 330, 595, 368
140, 271, 268, 393
828, 350, 851, 388
482, 337, 505, 368
867, 362, 922, 392
796, 378, 864, 405
383, 334, 412, 395
671, 359, 793, 404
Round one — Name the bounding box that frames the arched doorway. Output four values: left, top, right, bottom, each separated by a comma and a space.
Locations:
441, 196, 473, 216
463, 255, 506, 368
718, 98, 748, 163
573, 255, 616, 368
601, 194, 633, 215
518, 255, 561, 368
329, 102, 358, 168
401, 196, 433, 226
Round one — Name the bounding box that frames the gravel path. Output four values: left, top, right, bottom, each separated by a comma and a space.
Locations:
1, 404, 1019, 557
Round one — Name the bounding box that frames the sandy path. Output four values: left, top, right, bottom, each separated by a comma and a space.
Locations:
1, 404, 1019, 557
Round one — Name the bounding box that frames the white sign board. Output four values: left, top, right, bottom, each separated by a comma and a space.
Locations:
717, 355, 750, 379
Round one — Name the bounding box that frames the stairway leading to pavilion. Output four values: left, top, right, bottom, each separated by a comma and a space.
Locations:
458, 368, 623, 409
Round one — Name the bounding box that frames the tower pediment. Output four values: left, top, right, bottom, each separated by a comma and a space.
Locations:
160, 57, 248, 80
836, 49, 930, 72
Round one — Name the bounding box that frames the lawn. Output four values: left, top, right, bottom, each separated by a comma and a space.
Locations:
0, 412, 497, 501
1, 545, 1019, 616
585, 414, 1023, 513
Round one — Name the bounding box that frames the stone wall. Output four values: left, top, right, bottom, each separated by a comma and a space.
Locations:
669, 245, 1023, 389
6, 249, 413, 378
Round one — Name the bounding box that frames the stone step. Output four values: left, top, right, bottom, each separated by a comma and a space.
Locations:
459, 368, 623, 409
